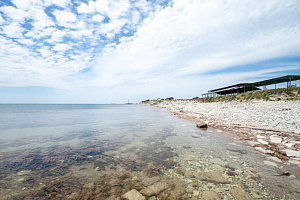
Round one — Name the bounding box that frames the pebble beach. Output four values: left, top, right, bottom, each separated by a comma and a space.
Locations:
151, 100, 300, 161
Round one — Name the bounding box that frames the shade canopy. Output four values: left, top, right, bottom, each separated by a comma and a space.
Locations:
206, 75, 300, 96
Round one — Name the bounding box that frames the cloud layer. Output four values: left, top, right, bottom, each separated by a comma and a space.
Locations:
0, 0, 300, 103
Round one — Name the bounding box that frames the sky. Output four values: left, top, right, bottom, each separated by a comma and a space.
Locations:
0, 0, 300, 104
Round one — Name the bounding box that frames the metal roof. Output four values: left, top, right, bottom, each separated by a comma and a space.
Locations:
207, 75, 300, 94
209, 83, 249, 93
250, 75, 300, 87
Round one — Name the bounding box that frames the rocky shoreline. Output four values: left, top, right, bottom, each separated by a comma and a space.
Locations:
144, 100, 300, 164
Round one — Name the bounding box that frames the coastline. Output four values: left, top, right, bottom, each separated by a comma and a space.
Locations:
143, 100, 300, 163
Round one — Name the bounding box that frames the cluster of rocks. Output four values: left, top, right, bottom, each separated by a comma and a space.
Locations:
153, 100, 300, 162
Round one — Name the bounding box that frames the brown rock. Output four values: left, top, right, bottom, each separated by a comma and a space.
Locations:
121, 189, 145, 200
140, 182, 167, 196
142, 176, 161, 186
197, 172, 230, 184
196, 122, 208, 128
230, 188, 253, 200
202, 191, 220, 200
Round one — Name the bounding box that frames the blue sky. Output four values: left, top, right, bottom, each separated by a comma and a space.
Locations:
0, 0, 300, 103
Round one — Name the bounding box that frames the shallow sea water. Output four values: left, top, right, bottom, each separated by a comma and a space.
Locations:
0, 104, 299, 199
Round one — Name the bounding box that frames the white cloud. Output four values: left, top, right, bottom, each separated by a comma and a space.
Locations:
18, 38, 35, 46
0, 6, 28, 23
92, 14, 104, 22
11, 0, 42, 10
52, 43, 71, 52
2, 22, 24, 38
89, 0, 300, 91
53, 10, 77, 27
92, 0, 110, 14
77, 2, 95, 14
131, 10, 141, 24
44, 0, 70, 8
69, 29, 93, 39
46, 30, 67, 43
0, 14, 5, 25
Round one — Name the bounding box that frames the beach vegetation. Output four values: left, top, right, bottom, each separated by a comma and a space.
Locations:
140, 87, 300, 104
166, 97, 174, 100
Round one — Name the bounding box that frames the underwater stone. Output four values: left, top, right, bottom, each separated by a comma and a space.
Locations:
140, 181, 167, 196
230, 188, 253, 200
121, 189, 145, 200
202, 191, 220, 200
197, 172, 230, 184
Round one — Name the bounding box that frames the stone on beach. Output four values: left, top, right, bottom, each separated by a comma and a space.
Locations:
196, 121, 208, 128
254, 147, 274, 154
270, 135, 282, 144
284, 149, 300, 158
121, 189, 145, 200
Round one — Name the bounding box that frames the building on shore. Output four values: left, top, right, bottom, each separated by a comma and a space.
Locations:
202, 75, 300, 98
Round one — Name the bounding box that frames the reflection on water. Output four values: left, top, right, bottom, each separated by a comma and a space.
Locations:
0, 104, 299, 199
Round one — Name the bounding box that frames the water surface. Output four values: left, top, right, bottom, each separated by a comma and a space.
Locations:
0, 104, 299, 199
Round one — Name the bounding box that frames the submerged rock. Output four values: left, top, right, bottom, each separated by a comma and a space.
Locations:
197, 172, 230, 184
140, 181, 167, 196
121, 189, 145, 200
142, 176, 161, 186
202, 191, 220, 200
230, 188, 253, 200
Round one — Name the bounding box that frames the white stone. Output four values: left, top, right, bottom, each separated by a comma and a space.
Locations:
255, 147, 274, 154
257, 139, 268, 145
267, 156, 282, 163
257, 135, 266, 139
270, 135, 282, 144
288, 160, 300, 165
285, 150, 300, 158
284, 143, 294, 148
263, 160, 278, 167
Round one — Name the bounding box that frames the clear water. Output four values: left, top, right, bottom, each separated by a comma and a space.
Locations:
0, 104, 299, 199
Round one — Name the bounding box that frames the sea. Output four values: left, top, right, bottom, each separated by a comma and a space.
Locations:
0, 104, 299, 199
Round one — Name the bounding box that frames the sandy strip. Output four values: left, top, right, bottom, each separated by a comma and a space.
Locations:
145, 100, 300, 162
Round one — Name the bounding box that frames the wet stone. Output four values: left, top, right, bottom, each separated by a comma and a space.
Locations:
121, 189, 145, 200
142, 176, 161, 186
230, 188, 253, 200
197, 172, 230, 184
202, 191, 220, 200
210, 158, 225, 165
140, 181, 167, 197
226, 161, 240, 170
196, 122, 208, 129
